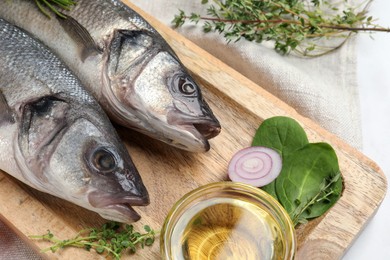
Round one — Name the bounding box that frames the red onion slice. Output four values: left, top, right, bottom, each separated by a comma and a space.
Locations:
228, 146, 282, 187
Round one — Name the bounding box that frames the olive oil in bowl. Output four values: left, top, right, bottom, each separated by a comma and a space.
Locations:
161, 182, 296, 260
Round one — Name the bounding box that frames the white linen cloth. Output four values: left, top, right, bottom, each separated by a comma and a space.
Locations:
131, 0, 362, 149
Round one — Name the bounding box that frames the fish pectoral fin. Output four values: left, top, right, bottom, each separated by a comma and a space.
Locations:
58, 14, 102, 62
0, 89, 15, 125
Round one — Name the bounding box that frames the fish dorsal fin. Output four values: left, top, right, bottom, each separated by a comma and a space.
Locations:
58, 14, 103, 62
0, 90, 15, 125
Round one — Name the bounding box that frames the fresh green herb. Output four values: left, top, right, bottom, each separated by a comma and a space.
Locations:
32, 0, 76, 18
173, 0, 390, 56
252, 116, 343, 226
29, 222, 158, 259
291, 171, 342, 225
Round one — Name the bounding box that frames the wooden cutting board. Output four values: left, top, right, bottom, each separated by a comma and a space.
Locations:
0, 2, 387, 259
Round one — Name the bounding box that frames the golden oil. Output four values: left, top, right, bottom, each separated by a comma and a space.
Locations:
172, 198, 285, 260
161, 182, 295, 260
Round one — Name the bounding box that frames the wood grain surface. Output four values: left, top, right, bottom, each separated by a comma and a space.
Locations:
0, 1, 387, 259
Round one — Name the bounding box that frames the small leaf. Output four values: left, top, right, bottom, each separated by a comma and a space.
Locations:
172, 10, 186, 28
121, 241, 131, 248
144, 225, 152, 233
96, 246, 105, 254
125, 224, 134, 233
203, 22, 212, 33
190, 13, 201, 23
319, 179, 327, 190
47, 230, 54, 239
145, 237, 154, 246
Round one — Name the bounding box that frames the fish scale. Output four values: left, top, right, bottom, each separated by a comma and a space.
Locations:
0, 22, 93, 104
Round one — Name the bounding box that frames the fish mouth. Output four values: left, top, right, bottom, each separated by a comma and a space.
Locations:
88, 191, 149, 222
168, 108, 221, 151
102, 203, 141, 222
193, 121, 221, 140
183, 119, 221, 142
166, 119, 221, 152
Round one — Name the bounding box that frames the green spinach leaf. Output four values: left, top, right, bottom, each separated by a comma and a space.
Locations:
252, 116, 309, 154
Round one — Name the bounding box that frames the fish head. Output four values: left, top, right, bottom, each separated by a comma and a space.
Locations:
16, 93, 149, 222
104, 30, 221, 152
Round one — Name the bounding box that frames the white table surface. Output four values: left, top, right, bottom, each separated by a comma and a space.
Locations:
344, 0, 390, 259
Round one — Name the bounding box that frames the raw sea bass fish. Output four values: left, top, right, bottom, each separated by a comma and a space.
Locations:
0, 18, 149, 223
0, 0, 221, 152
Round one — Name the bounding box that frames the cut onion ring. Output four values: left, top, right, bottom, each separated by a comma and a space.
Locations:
228, 146, 282, 187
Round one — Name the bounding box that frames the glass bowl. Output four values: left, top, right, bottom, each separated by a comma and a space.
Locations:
160, 182, 296, 260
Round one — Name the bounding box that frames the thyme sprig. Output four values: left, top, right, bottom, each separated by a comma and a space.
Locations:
32, 0, 76, 18
291, 172, 341, 225
29, 222, 157, 259
173, 0, 390, 56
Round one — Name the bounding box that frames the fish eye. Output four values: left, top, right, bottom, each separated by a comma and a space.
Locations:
92, 148, 117, 173
31, 97, 55, 116
178, 77, 196, 95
